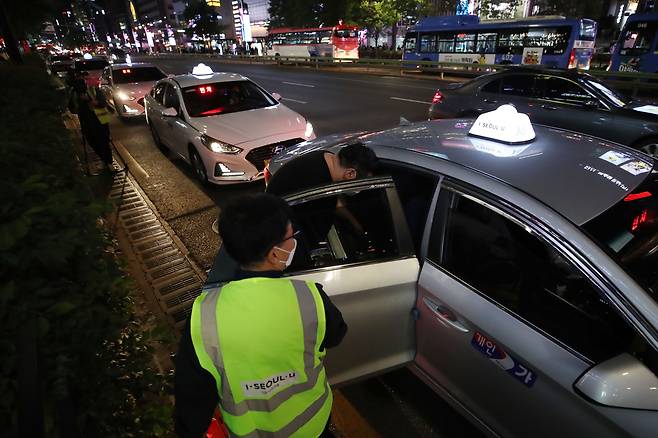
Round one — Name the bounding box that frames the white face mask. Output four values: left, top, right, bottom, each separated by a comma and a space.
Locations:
274, 238, 297, 268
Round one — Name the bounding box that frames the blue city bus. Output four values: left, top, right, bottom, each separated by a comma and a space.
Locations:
610, 13, 658, 73
402, 15, 597, 69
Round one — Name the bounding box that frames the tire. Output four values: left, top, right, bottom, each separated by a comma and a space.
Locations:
189, 147, 208, 184
635, 138, 658, 158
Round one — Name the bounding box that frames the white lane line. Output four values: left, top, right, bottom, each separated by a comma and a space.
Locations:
281, 97, 308, 104
282, 81, 316, 88
390, 96, 431, 105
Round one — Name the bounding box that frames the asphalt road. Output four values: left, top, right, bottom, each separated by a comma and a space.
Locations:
108, 59, 482, 437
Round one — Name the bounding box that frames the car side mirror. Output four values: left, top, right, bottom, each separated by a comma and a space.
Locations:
167, 73, 175, 78
271, 92, 282, 101
583, 99, 599, 110
575, 353, 658, 410
99, 79, 109, 86
163, 107, 178, 117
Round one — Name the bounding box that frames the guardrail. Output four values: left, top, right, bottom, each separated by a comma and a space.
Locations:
140, 53, 658, 97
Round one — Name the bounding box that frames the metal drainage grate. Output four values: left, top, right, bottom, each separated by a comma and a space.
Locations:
112, 170, 205, 328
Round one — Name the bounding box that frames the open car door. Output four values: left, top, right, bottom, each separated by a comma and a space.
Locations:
207, 177, 419, 386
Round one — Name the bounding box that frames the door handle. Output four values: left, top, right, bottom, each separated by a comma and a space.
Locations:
422, 297, 469, 333
484, 98, 497, 104
541, 104, 558, 110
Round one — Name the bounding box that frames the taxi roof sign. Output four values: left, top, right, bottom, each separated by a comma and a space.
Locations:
468, 105, 536, 145
192, 63, 214, 77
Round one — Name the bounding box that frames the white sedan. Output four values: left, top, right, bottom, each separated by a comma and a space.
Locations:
144, 64, 315, 184
100, 62, 166, 118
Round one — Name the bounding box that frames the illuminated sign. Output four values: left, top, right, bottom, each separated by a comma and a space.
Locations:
469, 105, 536, 144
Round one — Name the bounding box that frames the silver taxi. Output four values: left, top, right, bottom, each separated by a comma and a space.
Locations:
249, 106, 658, 437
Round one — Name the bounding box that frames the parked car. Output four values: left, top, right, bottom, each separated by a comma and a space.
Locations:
428, 67, 658, 157
230, 105, 658, 437
100, 62, 166, 118
144, 63, 315, 184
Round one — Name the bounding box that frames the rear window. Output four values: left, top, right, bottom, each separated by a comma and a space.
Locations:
584, 168, 658, 298
113, 67, 165, 84
75, 60, 109, 71
181, 80, 276, 118
334, 29, 357, 39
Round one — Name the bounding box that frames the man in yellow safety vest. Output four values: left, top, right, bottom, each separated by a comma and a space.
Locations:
175, 194, 347, 437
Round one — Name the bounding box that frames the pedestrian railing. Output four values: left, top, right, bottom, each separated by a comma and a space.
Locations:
140, 53, 658, 97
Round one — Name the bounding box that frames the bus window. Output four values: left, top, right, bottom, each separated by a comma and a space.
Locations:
420, 33, 437, 53
455, 33, 476, 53
497, 28, 526, 55
403, 35, 417, 52
299, 31, 317, 44
437, 32, 456, 53
620, 21, 658, 56
319, 31, 332, 44
525, 27, 570, 55
476, 33, 497, 54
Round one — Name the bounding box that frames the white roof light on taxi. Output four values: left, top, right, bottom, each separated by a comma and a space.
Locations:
192, 63, 214, 78
83, 53, 92, 60
469, 104, 536, 145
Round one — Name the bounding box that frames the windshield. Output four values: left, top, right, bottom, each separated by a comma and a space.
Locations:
584, 77, 629, 107
620, 20, 658, 56
334, 29, 357, 38
182, 80, 276, 118
75, 60, 109, 71
584, 169, 658, 298
113, 67, 165, 84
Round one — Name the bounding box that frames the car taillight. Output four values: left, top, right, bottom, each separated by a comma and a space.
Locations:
264, 165, 272, 185
568, 49, 577, 69
432, 90, 443, 104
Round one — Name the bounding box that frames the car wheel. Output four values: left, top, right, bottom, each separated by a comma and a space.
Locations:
189, 147, 208, 184
149, 120, 166, 150
636, 139, 658, 158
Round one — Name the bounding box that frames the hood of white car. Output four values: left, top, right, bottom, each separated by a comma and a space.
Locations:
114, 82, 157, 99
188, 104, 307, 146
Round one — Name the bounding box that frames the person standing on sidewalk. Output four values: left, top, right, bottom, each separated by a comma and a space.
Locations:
175, 194, 347, 438
70, 74, 114, 172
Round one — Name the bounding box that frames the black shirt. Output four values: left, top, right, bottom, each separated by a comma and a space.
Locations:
174, 269, 347, 438
266, 150, 332, 196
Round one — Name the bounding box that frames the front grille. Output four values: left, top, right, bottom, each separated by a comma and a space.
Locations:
137, 97, 145, 107
245, 138, 303, 171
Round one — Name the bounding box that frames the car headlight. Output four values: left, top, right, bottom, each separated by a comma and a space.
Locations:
116, 91, 135, 101
200, 134, 242, 154
305, 121, 314, 138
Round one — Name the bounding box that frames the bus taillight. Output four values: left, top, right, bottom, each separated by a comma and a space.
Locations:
568, 49, 577, 69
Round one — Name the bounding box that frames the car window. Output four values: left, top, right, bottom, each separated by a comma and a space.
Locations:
285, 187, 412, 273
428, 190, 637, 362
500, 75, 539, 98
538, 76, 593, 104
164, 84, 180, 110
181, 80, 276, 118
152, 83, 167, 105
481, 78, 501, 94
113, 67, 165, 84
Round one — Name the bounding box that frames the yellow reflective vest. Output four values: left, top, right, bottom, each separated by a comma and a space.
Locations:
191, 278, 332, 437
87, 86, 110, 125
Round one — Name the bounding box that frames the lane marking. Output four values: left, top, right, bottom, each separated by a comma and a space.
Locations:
390, 96, 431, 105
281, 97, 308, 104
282, 81, 315, 88
113, 139, 150, 179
